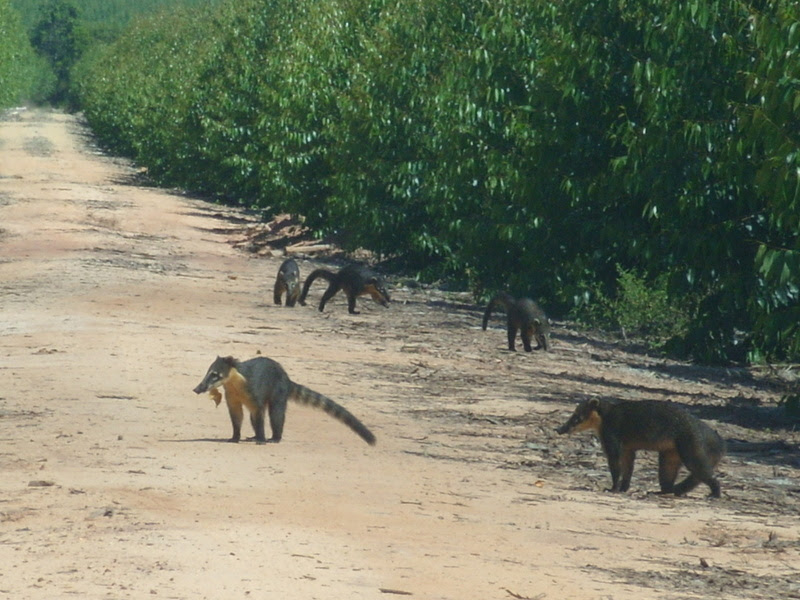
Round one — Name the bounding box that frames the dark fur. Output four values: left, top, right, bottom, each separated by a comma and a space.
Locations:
273, 258, 301, 307
299, 264, 390, 314
482, 292, 550, 352
557, 398, 725, 498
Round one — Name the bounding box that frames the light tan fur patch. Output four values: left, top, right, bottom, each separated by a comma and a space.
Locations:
221, 367, 258, 414
572, 410, 603, 434
364, 283, 388, 304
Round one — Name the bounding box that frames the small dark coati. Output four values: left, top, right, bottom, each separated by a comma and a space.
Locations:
557, 398, 725, 498
299, 264, 390, 314
194, 356, 376, 446
273, 258, 301, 307
482, 292, 550, 352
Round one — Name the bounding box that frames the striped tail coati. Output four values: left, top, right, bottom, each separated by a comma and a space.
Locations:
193, 356, 376, 446
482, 292, 550, 352
299, 264, 390, 314
557, 398, 725, 498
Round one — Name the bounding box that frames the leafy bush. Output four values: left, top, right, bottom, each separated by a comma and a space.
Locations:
0, 0, 41, 107
578, 267, 692, 349
72, 0, 800, 364
29, 0, 81, 106
10, 0, 217, 29
73, 3, 218, 168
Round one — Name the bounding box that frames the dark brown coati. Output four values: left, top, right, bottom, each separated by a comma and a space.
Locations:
557, 398, 725, 498
299, 264, 390, 314
482, 292, 550, 352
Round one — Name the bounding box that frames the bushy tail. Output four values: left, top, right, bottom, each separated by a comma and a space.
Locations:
299, 269, 336, 305
482, 292, 513, 330
289, 383, 376, 445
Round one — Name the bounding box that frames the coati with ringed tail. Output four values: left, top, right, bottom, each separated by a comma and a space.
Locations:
482, 292, 550, 352
194, 356, 376, 446
299, 264, 390, 314
557, 398, 725, 498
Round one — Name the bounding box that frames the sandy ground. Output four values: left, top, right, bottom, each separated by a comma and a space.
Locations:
0, 107, 798, 600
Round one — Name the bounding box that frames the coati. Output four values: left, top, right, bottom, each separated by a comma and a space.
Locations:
273, 257, 301, 307
557, 398, 725, 498
482, 292, 550, 352
193, 356, 376, 446
299, 264, 390, 314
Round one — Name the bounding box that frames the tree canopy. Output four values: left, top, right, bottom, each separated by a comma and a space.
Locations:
0, 0, 42, 107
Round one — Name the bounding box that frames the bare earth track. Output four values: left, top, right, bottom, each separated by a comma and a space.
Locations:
1, 108, 798, 599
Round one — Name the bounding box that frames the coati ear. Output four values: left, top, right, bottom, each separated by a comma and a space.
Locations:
587, 398, 601, 410
222, 356, 236, 366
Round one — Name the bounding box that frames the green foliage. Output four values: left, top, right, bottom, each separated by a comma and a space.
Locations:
29, 0, 80, 105
0, 0, 42, 107
12, 0, 221, 107
10, 0, 217, 30
578, 267, 692, 349
739, 1, 800, 362
72, 0, 800, 364
182, 0, 307, 201
73, 3, 218, 172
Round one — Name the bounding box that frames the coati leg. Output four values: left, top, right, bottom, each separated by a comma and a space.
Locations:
657, 449, 682, 494
521, 327, 534, 352
675, 442, 721, 497
286, 289, 299, 307
507, 325, 518, 351
346, 291, 358, 314
672, 475, 701, 496
318, 284, 340, 312
674, 472, 720, 498
226, 402, 244, 443
249, 409, 268, 444
607, 461, 622, 492
617, 447, 636, 492
603, 439, 623, 491
266, 400, 286, 443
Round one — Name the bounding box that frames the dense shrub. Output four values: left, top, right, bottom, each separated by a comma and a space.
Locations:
73, 0, 800, 363
0, 0, 43, 107
578, 267, 692, 348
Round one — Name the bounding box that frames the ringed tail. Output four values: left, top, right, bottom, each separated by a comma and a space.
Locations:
289, 383, 376, 445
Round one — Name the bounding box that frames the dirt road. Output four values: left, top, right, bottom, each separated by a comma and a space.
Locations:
1, 108, 798, 599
